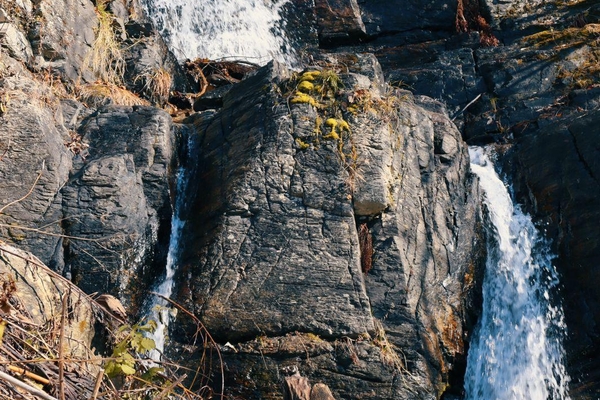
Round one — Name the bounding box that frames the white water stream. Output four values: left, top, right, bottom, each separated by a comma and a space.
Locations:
146, 139, 188, 360
140, 0, 295, 65
465, 147, 570, 400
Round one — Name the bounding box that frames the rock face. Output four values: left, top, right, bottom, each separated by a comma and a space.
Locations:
0, 0, 180, 307
0, 64, 73, 275
7, 0, 600, 398
62, 105, 175, 298
29, 0, 98, 82
170, 58, 484, 398
302, 0, 600, 396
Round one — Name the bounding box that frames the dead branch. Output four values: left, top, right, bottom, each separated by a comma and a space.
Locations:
58, 294, 67, 400
0, 369, 58, 400
155, 373, 187, 400
6, 365, 50, 385
90, 369, 104, 400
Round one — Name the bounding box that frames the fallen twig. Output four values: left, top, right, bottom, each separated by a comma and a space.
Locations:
155, 373, 187, 400
89, 369, 104, 400
451, 92, 483, 121
7, 365, 50, 385
58, 294, 67, 400
0, 369, 58, 400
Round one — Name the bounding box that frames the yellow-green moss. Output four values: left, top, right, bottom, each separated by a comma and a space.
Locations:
297, 80, 314, 93
295, 138, 310, 150
300, 71, 321, 82
290, 91, 317, 107
314, 115, 323, 135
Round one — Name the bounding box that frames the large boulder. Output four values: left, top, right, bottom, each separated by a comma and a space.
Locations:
62, 105, 176, 300
0, 61, 73, 275
169, 57, 484, 399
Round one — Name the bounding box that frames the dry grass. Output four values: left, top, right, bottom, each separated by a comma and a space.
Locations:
522, 23, 600, 89
0, 242, 223, 400
558, 48, 600, 88
77, 82, 149, 108
372, 320, 408, 374
135, 67, 173, 104
522, 23, 600, 48
84, 0, 125, 84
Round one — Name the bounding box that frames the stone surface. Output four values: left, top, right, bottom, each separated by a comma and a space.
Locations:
0, 67, 73, 276
358, 0, 457, 39
0, 21, 33, 63
178, 62, 375, 342
122, 20, 189, 103
62, 105, 175, 299
5, 0, 600, 397
314, 0, 366, 45
170, 59, 484, 398
29, 0, 98, 82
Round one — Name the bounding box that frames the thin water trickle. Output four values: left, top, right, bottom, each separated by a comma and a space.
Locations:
140, 0, 295, 65
145, 133, 190, 361
464, 147, 570, 400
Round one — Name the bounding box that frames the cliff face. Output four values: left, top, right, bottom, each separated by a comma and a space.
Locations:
0, 0, 598, 398
170, 56, 484, 398
300, 0, 600, 396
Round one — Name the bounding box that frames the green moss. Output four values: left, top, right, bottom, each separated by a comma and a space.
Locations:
297, 80, 314, 93
295, 138, 310, 150
290, 91, 317, 107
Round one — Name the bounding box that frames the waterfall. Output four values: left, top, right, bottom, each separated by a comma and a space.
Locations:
146, 131, 191, 360
464, 147, 570, 400
139, 0, 295, 65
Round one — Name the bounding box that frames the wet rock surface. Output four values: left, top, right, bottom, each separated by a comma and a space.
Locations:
170, 59, 484, 398
62, 105, 175, 298
303, 0, 600, 396
1, 0, 599, 398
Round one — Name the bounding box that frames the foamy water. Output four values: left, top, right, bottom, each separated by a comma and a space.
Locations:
464, 147, 570, 400
140, 0, 295, 65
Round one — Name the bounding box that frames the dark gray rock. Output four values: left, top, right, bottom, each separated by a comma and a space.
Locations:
314, 0, 366, 45
0, 70, 72, 275
62, 105, 175, 299
170, 59, 484, 399
122, 20, 190, 103
358, 0, 457, 39
29, 0, 97, 82
385, 47, 486, 116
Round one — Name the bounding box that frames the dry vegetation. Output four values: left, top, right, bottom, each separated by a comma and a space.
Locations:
523, 23, 600, 89
76, 82, 149, 108
84, 0, 125, 85
0, 245, 223, 399
134, 67, 173, 105
455, 0, 499, 46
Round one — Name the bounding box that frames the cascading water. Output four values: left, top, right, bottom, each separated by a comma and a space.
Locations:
145, 132, 191, 360
464, 147, 570, 400
139, 0, 295, 65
